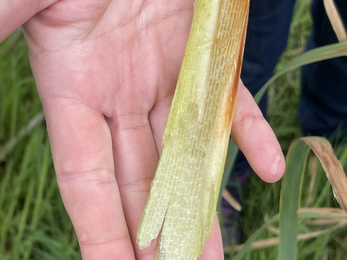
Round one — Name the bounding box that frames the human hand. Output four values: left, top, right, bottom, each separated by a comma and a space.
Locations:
2, 0, 285, 259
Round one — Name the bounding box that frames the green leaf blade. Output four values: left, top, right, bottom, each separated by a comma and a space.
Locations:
278, 140, 310, 260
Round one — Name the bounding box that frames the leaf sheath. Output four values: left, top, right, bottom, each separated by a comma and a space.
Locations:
137, 1, 250, 259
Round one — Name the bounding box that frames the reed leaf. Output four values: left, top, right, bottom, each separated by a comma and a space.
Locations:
254, 41, 347, 103
278, 137, 347, 260
137, 0, 250, 259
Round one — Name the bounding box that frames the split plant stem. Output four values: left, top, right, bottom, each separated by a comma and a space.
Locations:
137, 0, 250, 259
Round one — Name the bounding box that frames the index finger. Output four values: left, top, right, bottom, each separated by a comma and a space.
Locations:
231, 81, 285, 183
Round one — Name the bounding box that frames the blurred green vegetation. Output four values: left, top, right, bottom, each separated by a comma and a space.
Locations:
0, 31, 80, 259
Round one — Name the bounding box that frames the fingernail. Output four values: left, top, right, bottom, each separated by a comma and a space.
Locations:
271, 154, 281, 176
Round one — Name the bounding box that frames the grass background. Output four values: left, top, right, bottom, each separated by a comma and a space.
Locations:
0, 0, 346, 259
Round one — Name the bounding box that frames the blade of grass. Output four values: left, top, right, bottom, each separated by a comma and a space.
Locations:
13, 177, 35, 259
301, 137, 347, 211
23, 136, 52, 260
254, 41, 347, 103
323, 0, 347, 42
232, 213, 280, 260
231, 220, 347, 252
313, 181, 334, 208
218, 138, 239, 209
2, 134, 35, 257
222, 189, 242, 212
278, 137, 347, 260
0, 111, 44, 161
231, 207, 347, 258
0, 160, 14, 253
278, 140, 310, 260
305, 155, 318, 207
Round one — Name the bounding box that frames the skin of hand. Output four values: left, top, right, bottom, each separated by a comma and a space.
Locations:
1, 0, 286, 259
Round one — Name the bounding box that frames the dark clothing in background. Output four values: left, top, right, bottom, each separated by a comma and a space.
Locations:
233, 0, 347, 177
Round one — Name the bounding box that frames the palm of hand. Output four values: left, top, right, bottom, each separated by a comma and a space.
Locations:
19, 1, 285, 259
26, 0, 194, 121
23, 1, 225, 259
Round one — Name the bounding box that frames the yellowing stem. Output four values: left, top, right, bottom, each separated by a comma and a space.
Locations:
137, 0, 250, 259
